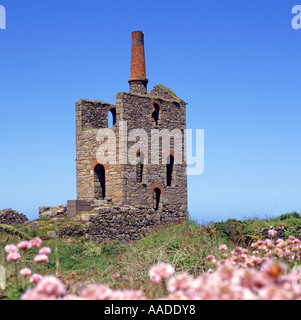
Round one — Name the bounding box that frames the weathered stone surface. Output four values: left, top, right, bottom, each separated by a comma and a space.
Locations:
29, 221, 42, 230
0, 209, 28, 225
62, 33, 189, 242
39, 205, 67, 219
59, 205, 188, 242
75, 86, 187, 214
47, 231, 57, 238
67, 200, 95, 218
80, 213, 98, 222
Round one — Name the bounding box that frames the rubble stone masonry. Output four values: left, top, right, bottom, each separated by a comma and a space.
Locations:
64, 32, 189, 241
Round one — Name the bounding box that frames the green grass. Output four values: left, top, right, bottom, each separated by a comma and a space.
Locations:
115, 220, 232, 281
1, 211, 301, 299
0, 219, 228, 291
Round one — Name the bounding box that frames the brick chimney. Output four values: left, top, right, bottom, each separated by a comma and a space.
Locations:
128, 31, 148, 94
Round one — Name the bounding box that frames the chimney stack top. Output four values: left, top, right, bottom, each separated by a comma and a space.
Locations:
129, 31, 148, 94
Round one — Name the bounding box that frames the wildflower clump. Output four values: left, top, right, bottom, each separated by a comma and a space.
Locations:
206, 231, 301, 269
2, 237, 49, 298
149, 262, 174, 283
18, 258, 301, 300
2, 230, 301, 300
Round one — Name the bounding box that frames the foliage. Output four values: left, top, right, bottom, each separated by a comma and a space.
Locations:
1, 211, 301, 300
0, 224, 29, 240
273, 211, 301, 221
7, 233, 301, 300
212, 212, 301, 247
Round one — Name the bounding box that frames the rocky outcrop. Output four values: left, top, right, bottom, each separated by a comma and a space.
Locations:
0, 208, 28, 225
255, 226, 301, 240
39, 205, 67, 219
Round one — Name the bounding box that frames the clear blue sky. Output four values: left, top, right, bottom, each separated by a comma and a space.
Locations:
0, 0, 300, 222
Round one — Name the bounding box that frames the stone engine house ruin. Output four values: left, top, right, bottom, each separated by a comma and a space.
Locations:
66, 31, 188, 232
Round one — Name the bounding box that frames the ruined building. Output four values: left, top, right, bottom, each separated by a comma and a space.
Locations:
64, 31, 188, 239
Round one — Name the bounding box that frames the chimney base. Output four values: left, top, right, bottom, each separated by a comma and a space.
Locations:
128, 78, 148, 94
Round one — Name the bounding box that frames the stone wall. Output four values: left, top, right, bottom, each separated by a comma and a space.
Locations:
75, 99, 115, 131
61, 205, 189, 242
75, 84, 188, 213
115, 88, 187, 211
149, 84, 184, 101
76, 99, 124, 203
71, 32, 188, 241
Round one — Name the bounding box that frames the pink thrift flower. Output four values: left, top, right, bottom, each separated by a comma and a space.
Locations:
268, 229, 277, 238
167, 273, 193, 293
21, 289, 57, 300
35, 276, 66, 297
39, 247, 52, 255
219, 244, 228, 251
7, 252, 21, 262
149, 262, 175, 283
30, 237, 43, 248
4, 244, 18, 253
17, 241, 32, 252
231, 250, 237, 256
34, 254, 49, 263
80, 284, 112, 300
211, 258, 219, 266
20, 268, 32, 277
29, 273, 43, 284
261, 259, 287, 278
112, 273, 120, 279
251, 243, 258, 249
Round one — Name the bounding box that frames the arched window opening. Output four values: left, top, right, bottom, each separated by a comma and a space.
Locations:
136, 152, 145, 183
166, 155, 174, 186
152, 103, 160, 125
94, 164, 106, 199
153, 188, 161, 211
108, 108, 116, 128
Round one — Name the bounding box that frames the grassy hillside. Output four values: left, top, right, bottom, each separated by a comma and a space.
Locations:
1, 212, 301, 299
